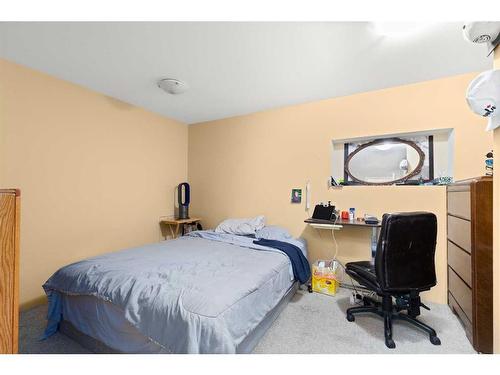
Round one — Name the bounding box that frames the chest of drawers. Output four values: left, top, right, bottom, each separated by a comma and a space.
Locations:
447, 177, 492, 353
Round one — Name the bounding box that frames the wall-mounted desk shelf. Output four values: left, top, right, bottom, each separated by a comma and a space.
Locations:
307, 222, 343, 230
304, 217, 381, 228
305, 218, 381, 260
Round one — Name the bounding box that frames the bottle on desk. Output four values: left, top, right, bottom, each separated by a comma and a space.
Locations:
349, 208, 355, 222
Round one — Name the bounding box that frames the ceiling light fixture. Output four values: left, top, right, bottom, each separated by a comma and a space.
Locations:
373, 22, 433, 37
157, 78, 189, 95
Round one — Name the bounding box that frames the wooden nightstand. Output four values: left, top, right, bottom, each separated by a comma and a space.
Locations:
160, 217, 202, 239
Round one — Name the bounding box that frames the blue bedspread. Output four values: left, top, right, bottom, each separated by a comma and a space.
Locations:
42, 231, 307, 353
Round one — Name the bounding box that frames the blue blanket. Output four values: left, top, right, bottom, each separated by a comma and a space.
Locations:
42, 233, 299, 353
253, 239, 311, 284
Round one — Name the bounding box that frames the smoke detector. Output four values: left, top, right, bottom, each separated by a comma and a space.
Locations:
157, 78, 189, 95
463, 22, 500, 43
462, 22, 500, 56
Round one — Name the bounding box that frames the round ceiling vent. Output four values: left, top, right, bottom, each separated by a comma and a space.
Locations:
157, 78, 189, 95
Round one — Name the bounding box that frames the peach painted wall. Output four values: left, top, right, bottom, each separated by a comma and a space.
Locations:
188, 73, 493, 304
0, 59, 188, 306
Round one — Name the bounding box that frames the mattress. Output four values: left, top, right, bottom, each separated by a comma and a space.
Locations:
44, 231, 302, 353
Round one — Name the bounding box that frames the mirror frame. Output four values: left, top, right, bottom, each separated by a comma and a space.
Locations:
344, 137, 425, 185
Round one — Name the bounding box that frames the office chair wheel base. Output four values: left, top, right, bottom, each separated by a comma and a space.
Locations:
346, 313, 355, 322
430, 335, 441, 346
307, 284, 313, 293
385, 338, 396, 349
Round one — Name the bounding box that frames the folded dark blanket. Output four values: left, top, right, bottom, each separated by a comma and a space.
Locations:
253, 239, 311, 284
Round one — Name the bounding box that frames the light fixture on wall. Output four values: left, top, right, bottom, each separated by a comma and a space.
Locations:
372, 22, 434, 37
157, 78, 189, 95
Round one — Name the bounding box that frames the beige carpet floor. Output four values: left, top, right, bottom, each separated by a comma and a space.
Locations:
253, 288, 476, 354
20, 287, 475, 354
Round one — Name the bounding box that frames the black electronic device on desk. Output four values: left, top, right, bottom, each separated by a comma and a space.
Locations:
364, 215, 380, 225
311, 202, 336, 221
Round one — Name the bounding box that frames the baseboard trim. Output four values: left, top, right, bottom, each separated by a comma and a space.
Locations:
20, 295, 47, 311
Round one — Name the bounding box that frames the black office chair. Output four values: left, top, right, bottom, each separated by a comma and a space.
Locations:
345, 212, 441, 349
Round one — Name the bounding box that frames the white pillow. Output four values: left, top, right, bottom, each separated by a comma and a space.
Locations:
255, 226, 292, 240
215, 216, 266, 236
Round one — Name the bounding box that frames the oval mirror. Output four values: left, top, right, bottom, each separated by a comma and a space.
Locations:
345, 138, 425, 185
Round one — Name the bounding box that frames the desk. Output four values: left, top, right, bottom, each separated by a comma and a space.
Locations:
160, 217, 201, 239
304, 218, 381, 260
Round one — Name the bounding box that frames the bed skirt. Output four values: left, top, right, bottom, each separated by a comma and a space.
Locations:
60, 282, 299, 354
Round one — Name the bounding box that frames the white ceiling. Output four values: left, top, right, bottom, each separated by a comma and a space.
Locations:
0, 22, 492, 124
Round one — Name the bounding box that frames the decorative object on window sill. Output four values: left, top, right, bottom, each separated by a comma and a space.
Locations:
432, 176, 453, 185
485, 150, 493, 176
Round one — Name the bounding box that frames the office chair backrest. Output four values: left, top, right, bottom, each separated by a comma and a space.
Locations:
375, 212, 437, 292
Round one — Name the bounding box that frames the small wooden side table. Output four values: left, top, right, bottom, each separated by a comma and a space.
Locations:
160, 217, 202, 239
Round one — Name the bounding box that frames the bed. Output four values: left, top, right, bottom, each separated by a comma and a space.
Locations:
42, 229, 308, 354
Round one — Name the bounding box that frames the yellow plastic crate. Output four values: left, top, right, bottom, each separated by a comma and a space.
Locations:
312, 260, 340, 296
